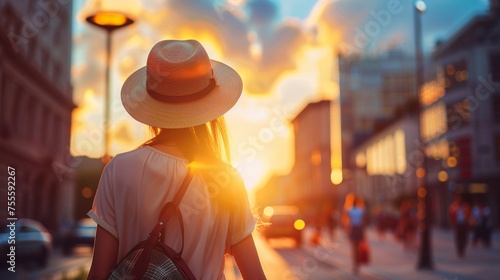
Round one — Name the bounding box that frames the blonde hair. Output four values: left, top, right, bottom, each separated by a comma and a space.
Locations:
140, 116, 252, 235
141, 116, 231, 164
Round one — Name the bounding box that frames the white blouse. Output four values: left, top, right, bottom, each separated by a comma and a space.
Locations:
88, 146, 256, 280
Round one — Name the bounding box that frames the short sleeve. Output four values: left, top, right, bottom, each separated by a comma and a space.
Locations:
226, 172, 256, 247
87, 161, 118, 238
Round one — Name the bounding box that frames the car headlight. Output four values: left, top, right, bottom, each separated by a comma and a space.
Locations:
294, 219, 305, 231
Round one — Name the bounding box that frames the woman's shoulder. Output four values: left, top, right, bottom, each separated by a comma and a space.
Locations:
195, 161, 248, 206
99, 149, 142, 175
111, 146, 188, 165
104, 149, 139, 167
110, 147, 146, 161
196, 161, 244, 187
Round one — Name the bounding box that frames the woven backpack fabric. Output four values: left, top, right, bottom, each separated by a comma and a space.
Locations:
109, 168, 197, 280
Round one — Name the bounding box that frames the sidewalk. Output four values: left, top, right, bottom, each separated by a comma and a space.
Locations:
314, 227, 500, 280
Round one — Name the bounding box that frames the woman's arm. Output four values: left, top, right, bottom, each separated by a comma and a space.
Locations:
87, 225, 118, 280
232, 234, 266, 280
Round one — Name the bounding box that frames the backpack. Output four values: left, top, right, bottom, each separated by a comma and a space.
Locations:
108, 168, 196, 280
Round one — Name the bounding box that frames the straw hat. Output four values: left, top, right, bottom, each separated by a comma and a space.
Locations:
121, 39, 242, 128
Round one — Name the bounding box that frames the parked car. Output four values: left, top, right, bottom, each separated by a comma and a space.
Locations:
62, 218, 97, 255
261, 205, 305, 245
0, 218, 53, 267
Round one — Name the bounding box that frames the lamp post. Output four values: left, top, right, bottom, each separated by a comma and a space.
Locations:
86, 10, 134, 163
414, 0, 433, 270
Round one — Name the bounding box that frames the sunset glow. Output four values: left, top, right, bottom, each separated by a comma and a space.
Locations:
235, 158, 267, 190
71, 0, 359, 191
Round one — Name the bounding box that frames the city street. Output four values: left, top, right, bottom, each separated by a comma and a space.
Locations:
0, 246, 92, 280
226, 228, 500, 280
1, 0, 499, 279
2, 227, 499, 279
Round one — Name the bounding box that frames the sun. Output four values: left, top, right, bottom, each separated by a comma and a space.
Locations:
234, 158, 267, 191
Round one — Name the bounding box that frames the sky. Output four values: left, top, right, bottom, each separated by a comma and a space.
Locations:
70, 0, 490, 190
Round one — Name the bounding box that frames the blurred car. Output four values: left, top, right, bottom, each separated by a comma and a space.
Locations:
261, 205, 305, 245
62, 218, 97, 255
0, 218, 53, 267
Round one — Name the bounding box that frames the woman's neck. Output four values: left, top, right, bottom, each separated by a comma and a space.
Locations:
150, 143, 187, 159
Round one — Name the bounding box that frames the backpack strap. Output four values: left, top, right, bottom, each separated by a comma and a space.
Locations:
156, 167, 194, 254
147, 167, 193, 243
130, 167, 194, 279
159, 167, 194, 219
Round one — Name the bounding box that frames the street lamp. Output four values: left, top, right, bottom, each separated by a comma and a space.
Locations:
86, 9, 134, 163
414, 0, 433, 270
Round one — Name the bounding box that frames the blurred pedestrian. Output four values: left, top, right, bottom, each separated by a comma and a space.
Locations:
87, 40, 266, 279
324, 202, 338, 242
449, 195, 471, 258
396, 200, 417, 252
345, 195, 367, 274
472, 201, 493, 248
309, 206, 323, 246
373, 204, 387, 240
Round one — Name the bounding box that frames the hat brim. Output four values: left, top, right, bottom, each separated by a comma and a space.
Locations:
121, 60, 242, 128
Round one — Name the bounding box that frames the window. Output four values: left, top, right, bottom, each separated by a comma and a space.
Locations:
494, 96, 500, 123
490, 52, 500, 83
1, 75, 12, 125
447, 99, 471, 130
443, 59, 468, 91
22, 97, 34, 139
0, 68, 3, 131
420, 79, 445, 106
33, 106, 44, 145
41, 49, 51, 76
421, 102, 447, 141
5, 81, 22, 136
382, 72, 416, 114
452, 136, 472, 180
495, 134, 500, 162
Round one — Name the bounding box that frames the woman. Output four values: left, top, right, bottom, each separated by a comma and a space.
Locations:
449, 195, 471, 258
472, 201, 492, 248
346, 195, 366, 274
398, 200, 417, 252
87, 40, 266, 279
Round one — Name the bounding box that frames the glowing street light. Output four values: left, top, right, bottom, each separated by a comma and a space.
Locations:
415, 0, 427, 13
87, 11, 134, 29
86, 9, 134, 163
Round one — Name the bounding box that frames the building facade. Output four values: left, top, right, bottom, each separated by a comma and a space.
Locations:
338, 50, 418, 208
350, 115, 420, 212
290, 100, 334, 204
0, 0, 75, 234
338, 50, 416, 148
256, 101, 341, 215
424, 2, 500, 227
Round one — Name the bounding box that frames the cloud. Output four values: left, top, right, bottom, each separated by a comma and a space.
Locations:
308, 0, 489, 56
74, 0, 491, 106
308, 0, 409, 55
72, 0, 491, 178
152, 0, 310, 95
246, 19, 308, 94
